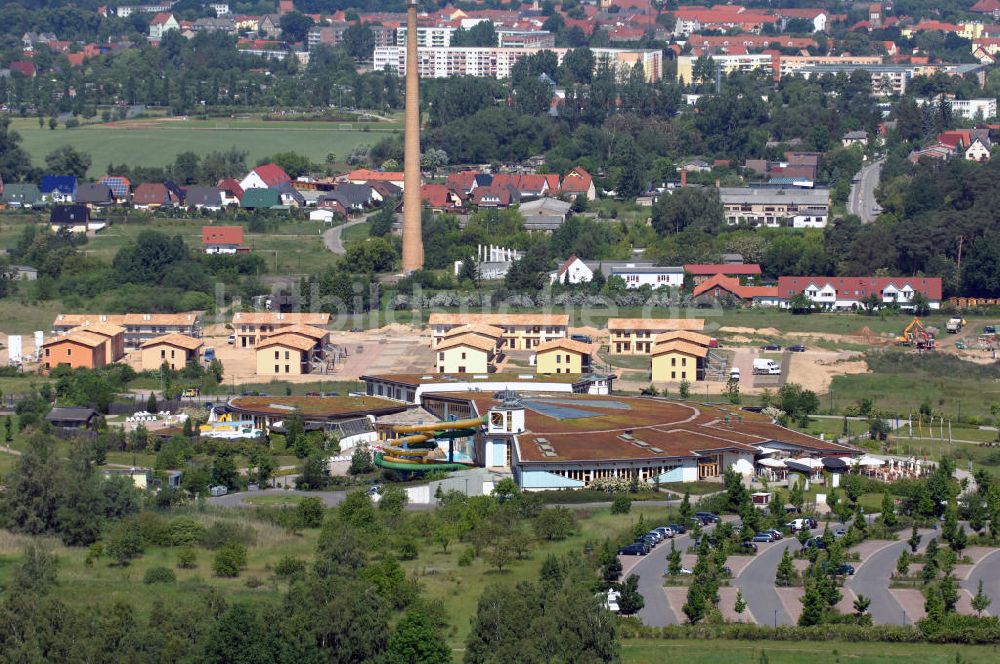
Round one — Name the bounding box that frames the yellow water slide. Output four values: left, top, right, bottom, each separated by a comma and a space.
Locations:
379, 416, 486, 465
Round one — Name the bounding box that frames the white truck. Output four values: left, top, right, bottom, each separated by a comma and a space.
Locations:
753, 358, 781, 375
946, 318, 965, 333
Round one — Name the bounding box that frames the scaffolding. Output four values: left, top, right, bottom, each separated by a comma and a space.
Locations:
703, 349, 729, 381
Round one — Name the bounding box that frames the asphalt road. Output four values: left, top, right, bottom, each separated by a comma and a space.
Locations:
323, 216, 372, 254
628, 529, 698, 626
962, 548, 1000, 617
733, 538, 799, 626
848, 158, 884, 223
845, 529, 933, 625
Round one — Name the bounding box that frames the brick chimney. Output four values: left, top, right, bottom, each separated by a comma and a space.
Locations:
680, 170, 687, 188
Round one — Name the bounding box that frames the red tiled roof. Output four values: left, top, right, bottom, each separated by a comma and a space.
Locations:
218, 178, 244, 199
9, 61, 36, 77
421, 183, 459, 209
150, 12, 173, 25
202, 225, 243, 246
692, 274, 778, 300
776, 276, 943, 301
560, 166, 592, 194
250, 163, 291, 187
685, 263, 762, 276
491, 173, 551, 195
972, 0, 1000, 11
445, 171, 479, 192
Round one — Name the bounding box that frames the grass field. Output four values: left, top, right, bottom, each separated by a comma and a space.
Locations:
340, 219, 372, 244
620, 639, 1000, 663
10, 116, 400, 177
828, 370, 997, 421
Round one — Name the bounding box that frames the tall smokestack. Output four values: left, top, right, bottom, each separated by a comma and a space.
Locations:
401, 0, 424, 272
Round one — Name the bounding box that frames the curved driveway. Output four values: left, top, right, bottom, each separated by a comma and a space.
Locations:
323, 216, 371, 254
733, 539, 799, 626
962, 548, 1000, 617
628, 530, 696, 626
845, 529, 933, 625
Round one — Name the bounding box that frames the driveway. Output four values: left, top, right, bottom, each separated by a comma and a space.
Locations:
962, 548, 1000, 617
625, 529, 698, 626
845, 529, 933, 625
323, 216, 371, 255
848, 158, 884, 223
732, 539, 799, 626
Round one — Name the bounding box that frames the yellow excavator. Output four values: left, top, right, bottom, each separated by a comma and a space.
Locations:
895, 317, 935, 350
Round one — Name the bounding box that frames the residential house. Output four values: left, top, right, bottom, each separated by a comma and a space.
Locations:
231, 311, 331, 347
40, 175, 77, 203
549, 255, 593, 285
428, 313, 569, 350
368, 180, 401, 203
520, 197, 571, 231
421, 183, 463, 213
1, 183, 43, 208
534, 338, 592, 375
588, 260, 684, 289
680, 159, 712, 172
965, 137, 992, 161
560, 166, 596, 199
273, 181, 305, 207
140, 333, 203, 371
841, 130, 869, 147
445, 171, 490, 195
202, 226, 245, 254
68, 322, 126, 362
684, 263, 762, 285
490, 173, 558, 199
344, 169, 406, 190
49, 205, 97, 233
309, 207, 344, 222
217, 178, 244, 205
472, 184, 520, 208
184, 186, 224, 210
691, 274, 782, 307
99, 175, 132, 203
435, 333, 498, 374
255, 333, 320, 376
240, 188, 280, 209
9, 265, 38, 280
441, 324, 505, 349
52, 312, 202, 349
720, 187, 831, 228
258, 14, 281, 39
9, 61, 37, 77
132, 182, 179, 209
776, 276, 943, 310
607, 318, 706, 355
41, 331, 108, 370
239, 163, 291, 191
75, 182, 114, 208
324, 183, 372, 211
149, 12, 180, 40
651, 338, 709, 383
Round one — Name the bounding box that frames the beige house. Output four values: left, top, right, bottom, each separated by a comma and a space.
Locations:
535, 338, 593, 374
263, 323, 330, 348
608, 318, 705, 355
255, 334, 317, 376
429, 313, 568, 350
442, 323, 505, 348
435, 333, 497, 373
651, 339, 709, 382
139, 333, 204, 371
231, 312, 331, 348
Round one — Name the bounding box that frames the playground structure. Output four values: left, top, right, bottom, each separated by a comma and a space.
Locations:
895, 317, 936, 350
375, 415, 487, 472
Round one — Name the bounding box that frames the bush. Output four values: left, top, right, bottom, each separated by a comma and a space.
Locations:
273, 555, 306, 580
200, 521, 257, 549
296, 497, 325, 528
212, 542, 248, 577
167, 516, 206, 546
611, 494, 632, 514
398, 538, 419, 561
176, 546, 197, 569
458, 547, 475, 567
143, 566, 177, 584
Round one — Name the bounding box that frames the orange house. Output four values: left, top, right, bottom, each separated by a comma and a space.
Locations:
69, 322, 126, 362
42, 331, 107, 371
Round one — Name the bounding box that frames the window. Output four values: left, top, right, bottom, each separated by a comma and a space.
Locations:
285, 365, 290, 373
274, 351, 279, 359
170, 350, 175, 359
274, 365, 279, 373
682, 357, 687, 366
461, 352, 466, 359
67, 348, 72, 356
671, 357, 676, 367
438, 352, 444, 361
44, 348, 50, 357
671, 371, 676, 379
160, 350, 166, 359
556, 354, 561, 364
284, 351, 290, 360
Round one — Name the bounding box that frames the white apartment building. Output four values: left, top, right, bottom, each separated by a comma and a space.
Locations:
675, 53, 773, 83
374, 46, 663, 82
928, 98, 997, 119
395, 25, 457, 48
720, 187, 831, 228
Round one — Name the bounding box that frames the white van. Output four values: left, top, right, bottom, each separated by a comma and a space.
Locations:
729, 367, 741, 382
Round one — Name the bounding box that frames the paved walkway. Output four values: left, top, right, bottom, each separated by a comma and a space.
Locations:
962, 548, 1000, 617
322, 215, 371, 254
733, 539, 799, 626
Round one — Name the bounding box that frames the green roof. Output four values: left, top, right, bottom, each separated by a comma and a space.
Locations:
240, 188, 280, 209
2, 183, 43, 204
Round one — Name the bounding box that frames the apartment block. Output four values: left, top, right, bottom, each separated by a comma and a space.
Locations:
607, 318, 706, 355
428, 313, 569, 351
720, 187, 831, 228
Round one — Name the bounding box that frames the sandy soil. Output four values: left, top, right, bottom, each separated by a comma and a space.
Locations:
718, 326, 781, 337
787, 351, 869, 394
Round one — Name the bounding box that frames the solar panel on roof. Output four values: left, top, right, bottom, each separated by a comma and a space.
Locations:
524, 400, 601, 420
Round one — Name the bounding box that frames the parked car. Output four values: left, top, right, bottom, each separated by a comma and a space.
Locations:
765, 529, 783, 540
181, 387, 200, 398
667, 523, 687, 534
645, 531, 665, 543
619, 544, 648, 556
801, 538, 827, 551
227, 334, 236, 344
807, 517, 818, 529
761, 343, 782, 351
788, 345, 806, 352
571, 334, 593, 344
654, 526, 675, 538
752, 532, 775, 542
837, 563, 855, 576
833, 528, 847, 539
735, 541, 759, 553
666, 567, 693, 575
636, 535, 659, 547
695, 512, 720, 523
785, 506, 802, 514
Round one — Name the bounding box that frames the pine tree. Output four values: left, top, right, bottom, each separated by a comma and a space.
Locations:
881, 491, 897, 528
798, 577, 827, 626
683, 584, 707, 624
734, 589, 747, 615
896, 549, 910, 577
908, 524, 921, 553
971, 579, 993, 617
775, 548, 795, 586
679, 490, 692, 522
617, 574, 644, 615
668, 540, 682, 575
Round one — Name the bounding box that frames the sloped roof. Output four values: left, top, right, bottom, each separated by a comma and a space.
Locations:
132, 183, 174, 205
560, 166, 592, 194
256, 333, 317, 352
250, 163, 291, 187
241, 188, 280, 208
202, 225, 243, 246
650, 339, 709, 358
685, 263, 762, 276
653, 330, 713, 346
692, 274, 780, 300
776, 276, 943, 301
69, 322, 125, 338
75, 182, 113, 204
140, 333, 204, 351
43, 330, 106, 349
442, 324, 505, 340
185, 186, 223, 207
535, 338, 593, 355
437, 333, 498, 353
608, 318, 705, 331
429, 313, 569, 327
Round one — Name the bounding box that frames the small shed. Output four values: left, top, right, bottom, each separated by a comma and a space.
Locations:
45, 406, 100, 429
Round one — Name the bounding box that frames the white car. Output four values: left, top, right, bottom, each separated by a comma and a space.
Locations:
227, 334, 236, 344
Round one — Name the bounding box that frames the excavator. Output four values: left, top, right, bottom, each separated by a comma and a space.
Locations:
895, 317, 935, 350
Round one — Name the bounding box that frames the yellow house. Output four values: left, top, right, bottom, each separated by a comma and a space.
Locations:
535, 338, 593, 374
442, 323, 505, 348
231, 312, 330, 348
435, 333, 497, 374
139, 333, 204, 371
653, 330, 713, 348
429, 313, 568, 350
608, 318, 705, 355
255, 334, 316, 376
651, 340, 708, 382
263, 323, 330, 349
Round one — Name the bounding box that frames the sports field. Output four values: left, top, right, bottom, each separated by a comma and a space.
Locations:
10, 116, 400, 177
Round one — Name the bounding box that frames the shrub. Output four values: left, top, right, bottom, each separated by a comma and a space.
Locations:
200, 521, 257, 549
611, 494, 632, 514
212, 542, 248, 577
143, 566, 177, 584
167, 516, 206, 546
296, 497, 325, 528
458, 547, 475, 567
176, 546, 197, 569
244, 576, 263, 588
398, 538, 419, 561
273, 555, 306, 580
